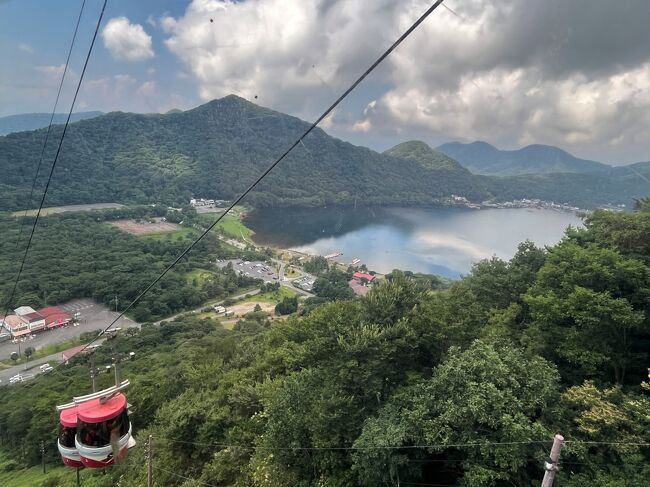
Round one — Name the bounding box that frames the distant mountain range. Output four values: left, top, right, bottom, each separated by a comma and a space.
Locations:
0, 111, 103, 136
436, 140, 629, 176
0, 96, 647, 212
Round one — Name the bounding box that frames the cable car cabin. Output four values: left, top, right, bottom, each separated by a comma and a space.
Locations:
75, 392, 136, 468
56, 379, 136, 469
58, 406, 83, 468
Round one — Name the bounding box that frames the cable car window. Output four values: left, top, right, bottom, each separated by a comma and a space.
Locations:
78, 419, 109, 447
59, 425, 76, 448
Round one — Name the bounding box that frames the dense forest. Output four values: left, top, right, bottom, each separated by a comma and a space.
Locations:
1, 95, 648, 212
0, 207, 264, 321
1, 203, 648, 486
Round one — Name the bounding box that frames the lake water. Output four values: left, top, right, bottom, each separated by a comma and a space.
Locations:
245, 207, 584, 278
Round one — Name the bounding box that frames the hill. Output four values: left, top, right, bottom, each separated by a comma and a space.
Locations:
384, 140, 468, 172
0, 111, 102, 136
0, 96, 647, 211
0, 96, 488, 212
436, 140, 611, 175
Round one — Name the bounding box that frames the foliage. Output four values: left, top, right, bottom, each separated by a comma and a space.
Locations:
0, 211, 260, 321
312, 268, 355, 301
0, 206, 649, 487
274, 296, 298, 315
302, 256, 329, 275
1, 96, 644, 212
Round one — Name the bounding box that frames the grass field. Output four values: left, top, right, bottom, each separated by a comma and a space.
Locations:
239, 286, 297, 304
139, 227, 198, 241
284, 267, 301, 279
186, 268, 215, 287
197, 208, 253, 241
0, 452, 108, 487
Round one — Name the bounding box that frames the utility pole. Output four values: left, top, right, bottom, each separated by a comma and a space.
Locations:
541, 434, 564, 487
114, 295, 118, 313
40, 440, 46, 474
90, 355, 98, 392
146, 435, 154, 487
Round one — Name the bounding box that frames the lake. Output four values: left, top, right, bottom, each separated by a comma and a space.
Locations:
245, 207, 584, 278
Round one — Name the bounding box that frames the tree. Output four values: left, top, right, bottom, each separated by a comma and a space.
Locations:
352, 340, 560, 487
23, 347, 34, 360
303, 256, 329, 275
10, 351, 18, 363
524, 241, 649, 383
275, 296, 298, 315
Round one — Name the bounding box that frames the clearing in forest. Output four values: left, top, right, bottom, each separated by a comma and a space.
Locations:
109, 219, 180, 235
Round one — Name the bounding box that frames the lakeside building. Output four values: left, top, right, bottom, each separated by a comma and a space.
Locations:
352, 272, 375, 283
349, 272, 376, 296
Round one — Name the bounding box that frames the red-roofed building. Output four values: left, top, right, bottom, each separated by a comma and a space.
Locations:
62, 345, 87, 362
39, 306, 72, 329
352, 272, 375, 283
348, 279, 371, 296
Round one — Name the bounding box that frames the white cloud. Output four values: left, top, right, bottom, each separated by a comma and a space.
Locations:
137, 80, 156, 96
34, 64, 76, 84
351, 119, 372, 133
18, 43, 34, 54
101, 17, 154, 62
161, 0, 650, 162
146, 15, 157, 27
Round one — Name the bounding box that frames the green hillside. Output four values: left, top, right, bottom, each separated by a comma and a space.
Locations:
0, 206, 648, 486
0, 96, 647, 211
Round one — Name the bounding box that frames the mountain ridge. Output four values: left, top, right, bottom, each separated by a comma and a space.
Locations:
436, 140, 612, 176
0, 95, 647, 211
0, 111, 103, 136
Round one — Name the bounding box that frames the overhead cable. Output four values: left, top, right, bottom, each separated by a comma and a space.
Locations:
74, 0, 448, 355
3, 0, 107, 316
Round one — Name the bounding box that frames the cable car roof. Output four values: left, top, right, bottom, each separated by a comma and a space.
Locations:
77, 392, 126, 423
59, 406, 79, 428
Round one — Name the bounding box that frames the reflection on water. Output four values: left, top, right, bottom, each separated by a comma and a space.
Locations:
245, 207, 583, 278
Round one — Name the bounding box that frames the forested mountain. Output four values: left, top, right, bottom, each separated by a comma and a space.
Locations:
384, 140, 468, 172
0, 96, 647, 211
437, 140, 612, 175
1, 205, 648, 486
0, 111, 102, 136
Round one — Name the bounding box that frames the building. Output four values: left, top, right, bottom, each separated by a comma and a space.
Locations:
1, 305, 72, 337
22, 311, 46, 332
39, 306, 72, 329
352, 272, 375, 283
2, 314, 31, 337
14, 306, 37, 316
348, 279, 371, 296
61, 345, 87, 362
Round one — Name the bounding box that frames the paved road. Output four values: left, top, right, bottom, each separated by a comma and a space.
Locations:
0, 351, 66, 385
0, 299, 137, 361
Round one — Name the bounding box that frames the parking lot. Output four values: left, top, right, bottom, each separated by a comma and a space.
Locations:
0, 298, 138, 361
215, 259, 279, 283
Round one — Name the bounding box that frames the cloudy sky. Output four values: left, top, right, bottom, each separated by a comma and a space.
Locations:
1, 0, 649, 164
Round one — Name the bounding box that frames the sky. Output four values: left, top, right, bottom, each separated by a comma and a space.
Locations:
1, 0, 650, 164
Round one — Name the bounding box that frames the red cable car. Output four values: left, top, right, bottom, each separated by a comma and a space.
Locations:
56, 379, 136, 469
58, 406, 83, 468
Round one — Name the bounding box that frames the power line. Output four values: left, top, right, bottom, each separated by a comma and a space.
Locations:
153, 465, 221, 487
4, 0, 107, 317
72, 0, 448, 357
156, 436, 552, 451
14, 0, 87, 242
